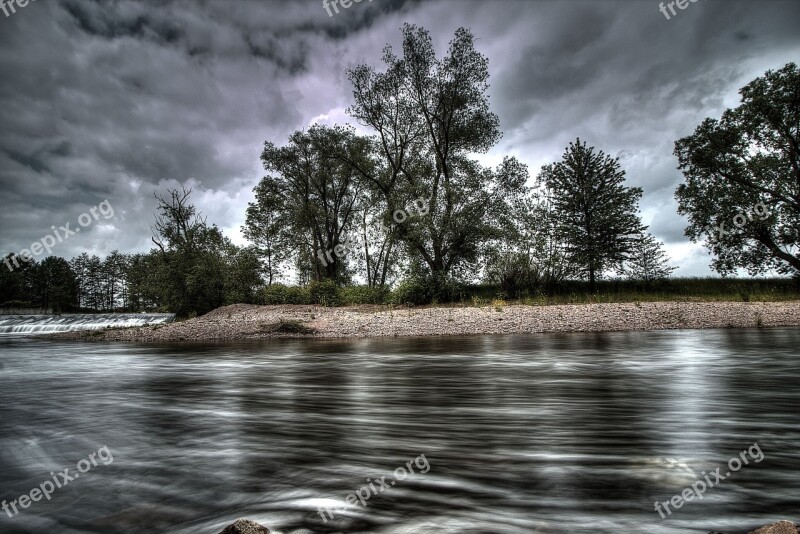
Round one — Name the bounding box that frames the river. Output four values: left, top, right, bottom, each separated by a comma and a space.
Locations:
0, 328, 798, 533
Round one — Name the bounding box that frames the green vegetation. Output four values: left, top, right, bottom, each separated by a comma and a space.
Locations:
513, 277, 799, 306
0, 256, 78, 313
538, 139, 647, 291
675, 62, 800, 276
261, 320, 317, 335
2, 27, 797, 318
247, 277, 796, 307
1, 189, 263, 316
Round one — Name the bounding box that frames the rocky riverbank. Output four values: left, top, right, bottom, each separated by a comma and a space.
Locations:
47, 300, 800, 342
214, 518, 799, 534
746, 520, 800, 533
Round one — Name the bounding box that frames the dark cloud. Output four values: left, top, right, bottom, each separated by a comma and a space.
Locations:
0, 0, 798, 276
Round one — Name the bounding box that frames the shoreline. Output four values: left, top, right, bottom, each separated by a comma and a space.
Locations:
45, 300, 800, 343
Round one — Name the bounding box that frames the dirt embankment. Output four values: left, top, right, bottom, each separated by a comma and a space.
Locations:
46, 300, 800, 342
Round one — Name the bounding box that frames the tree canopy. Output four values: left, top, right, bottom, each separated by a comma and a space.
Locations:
675, 62, 800, 276
539, 139, 646, 290
345, 24, 529, 291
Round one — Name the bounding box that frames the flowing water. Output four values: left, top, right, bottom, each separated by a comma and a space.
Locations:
0, 314, 175, 335
0, 328, 798, 534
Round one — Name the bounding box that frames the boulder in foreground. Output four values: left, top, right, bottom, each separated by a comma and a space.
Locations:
219, 519, 270, 534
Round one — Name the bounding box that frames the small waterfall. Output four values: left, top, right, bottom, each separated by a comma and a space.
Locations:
0, 314, 176, 335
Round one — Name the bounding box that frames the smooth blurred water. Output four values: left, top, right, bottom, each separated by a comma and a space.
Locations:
0, 329, 798, 534
0, 314, 175, 335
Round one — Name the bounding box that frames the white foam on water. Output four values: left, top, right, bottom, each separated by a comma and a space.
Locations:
0, 314, 175, 335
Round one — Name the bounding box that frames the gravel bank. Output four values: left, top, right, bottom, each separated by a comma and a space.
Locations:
47, 300, 800, 342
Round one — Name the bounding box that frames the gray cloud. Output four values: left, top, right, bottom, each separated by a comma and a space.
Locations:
1, 0, 798, 276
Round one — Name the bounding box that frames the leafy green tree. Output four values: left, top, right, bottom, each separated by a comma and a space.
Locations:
69, 253, 105, 310
243, 178, 292, 285
31, 256, 79, 312
357, 193, 401, 288
223, 245, 262, 304
149, 188, 229, 316
539, 139, 645, 291
101, 250, 129, 311
0, 253, 35, 306
485, 193, 577, 295
622, 232, 676, 283
346, 25, 528, 293
124, 253, 156, 311
69, 253, 90, 309
257, 124, 374, 284
675, 62, 800, 276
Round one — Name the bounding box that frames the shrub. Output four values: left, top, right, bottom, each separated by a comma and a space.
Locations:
471, 295, 488, 307
0, 300, 32, 308
340, 285, 390, 305
261, 319, 317, 334
390, 276, 434, 305
390, 275, 464, 305
308, 279, 342, 307
257, 284, 311, 305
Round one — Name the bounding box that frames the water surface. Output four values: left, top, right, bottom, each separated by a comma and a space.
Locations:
0, 314, 175, 335
1, 329, 798, 533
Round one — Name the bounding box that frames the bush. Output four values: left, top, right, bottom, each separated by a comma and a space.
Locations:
308, 279, 341, 307
258, 281, 379, 307
340, 285, 390, 305
390, 276, 434, 305
0, 300, 32, 308
390, 275, 464, 305
261, 319, 317, 334
257, 284, 311, 305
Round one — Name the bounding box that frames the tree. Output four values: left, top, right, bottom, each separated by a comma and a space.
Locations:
358, 193, 401, 288
223, 246, 262, 304
151, 188, 208, 255
257, 124, 374, 284
148, 187, 229, 316
539, 139, 645, 291
70, 253, 104, 310
346, 25, 528, 293
622, 232, 676, 283
101, 251, 129, 311
69, 253, 90, 309
675, 62, 800, 276
31, 257, 79, 312
243, 178, 292, 285
484, 192, 577, 296
124, 253, 155, 311
0, 253, 35, 306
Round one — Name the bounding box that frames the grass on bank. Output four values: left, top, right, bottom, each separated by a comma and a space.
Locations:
256, 277, 800, 308
260, 319, 317, 334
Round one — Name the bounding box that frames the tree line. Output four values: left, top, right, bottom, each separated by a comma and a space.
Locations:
1, 189, 262, 315
2, 26, 797, 316
243, 25, 677, 300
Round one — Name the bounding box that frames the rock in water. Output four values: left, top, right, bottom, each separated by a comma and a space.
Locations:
748, 520, 799, 534
219, 519, 270, 534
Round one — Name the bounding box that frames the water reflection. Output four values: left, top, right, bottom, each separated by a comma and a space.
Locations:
0, 329, 798, 533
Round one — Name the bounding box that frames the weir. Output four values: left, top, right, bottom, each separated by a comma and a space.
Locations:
0, 314, 175, 335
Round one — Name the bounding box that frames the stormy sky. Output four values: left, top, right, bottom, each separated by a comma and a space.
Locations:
1, 0, 798, 277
